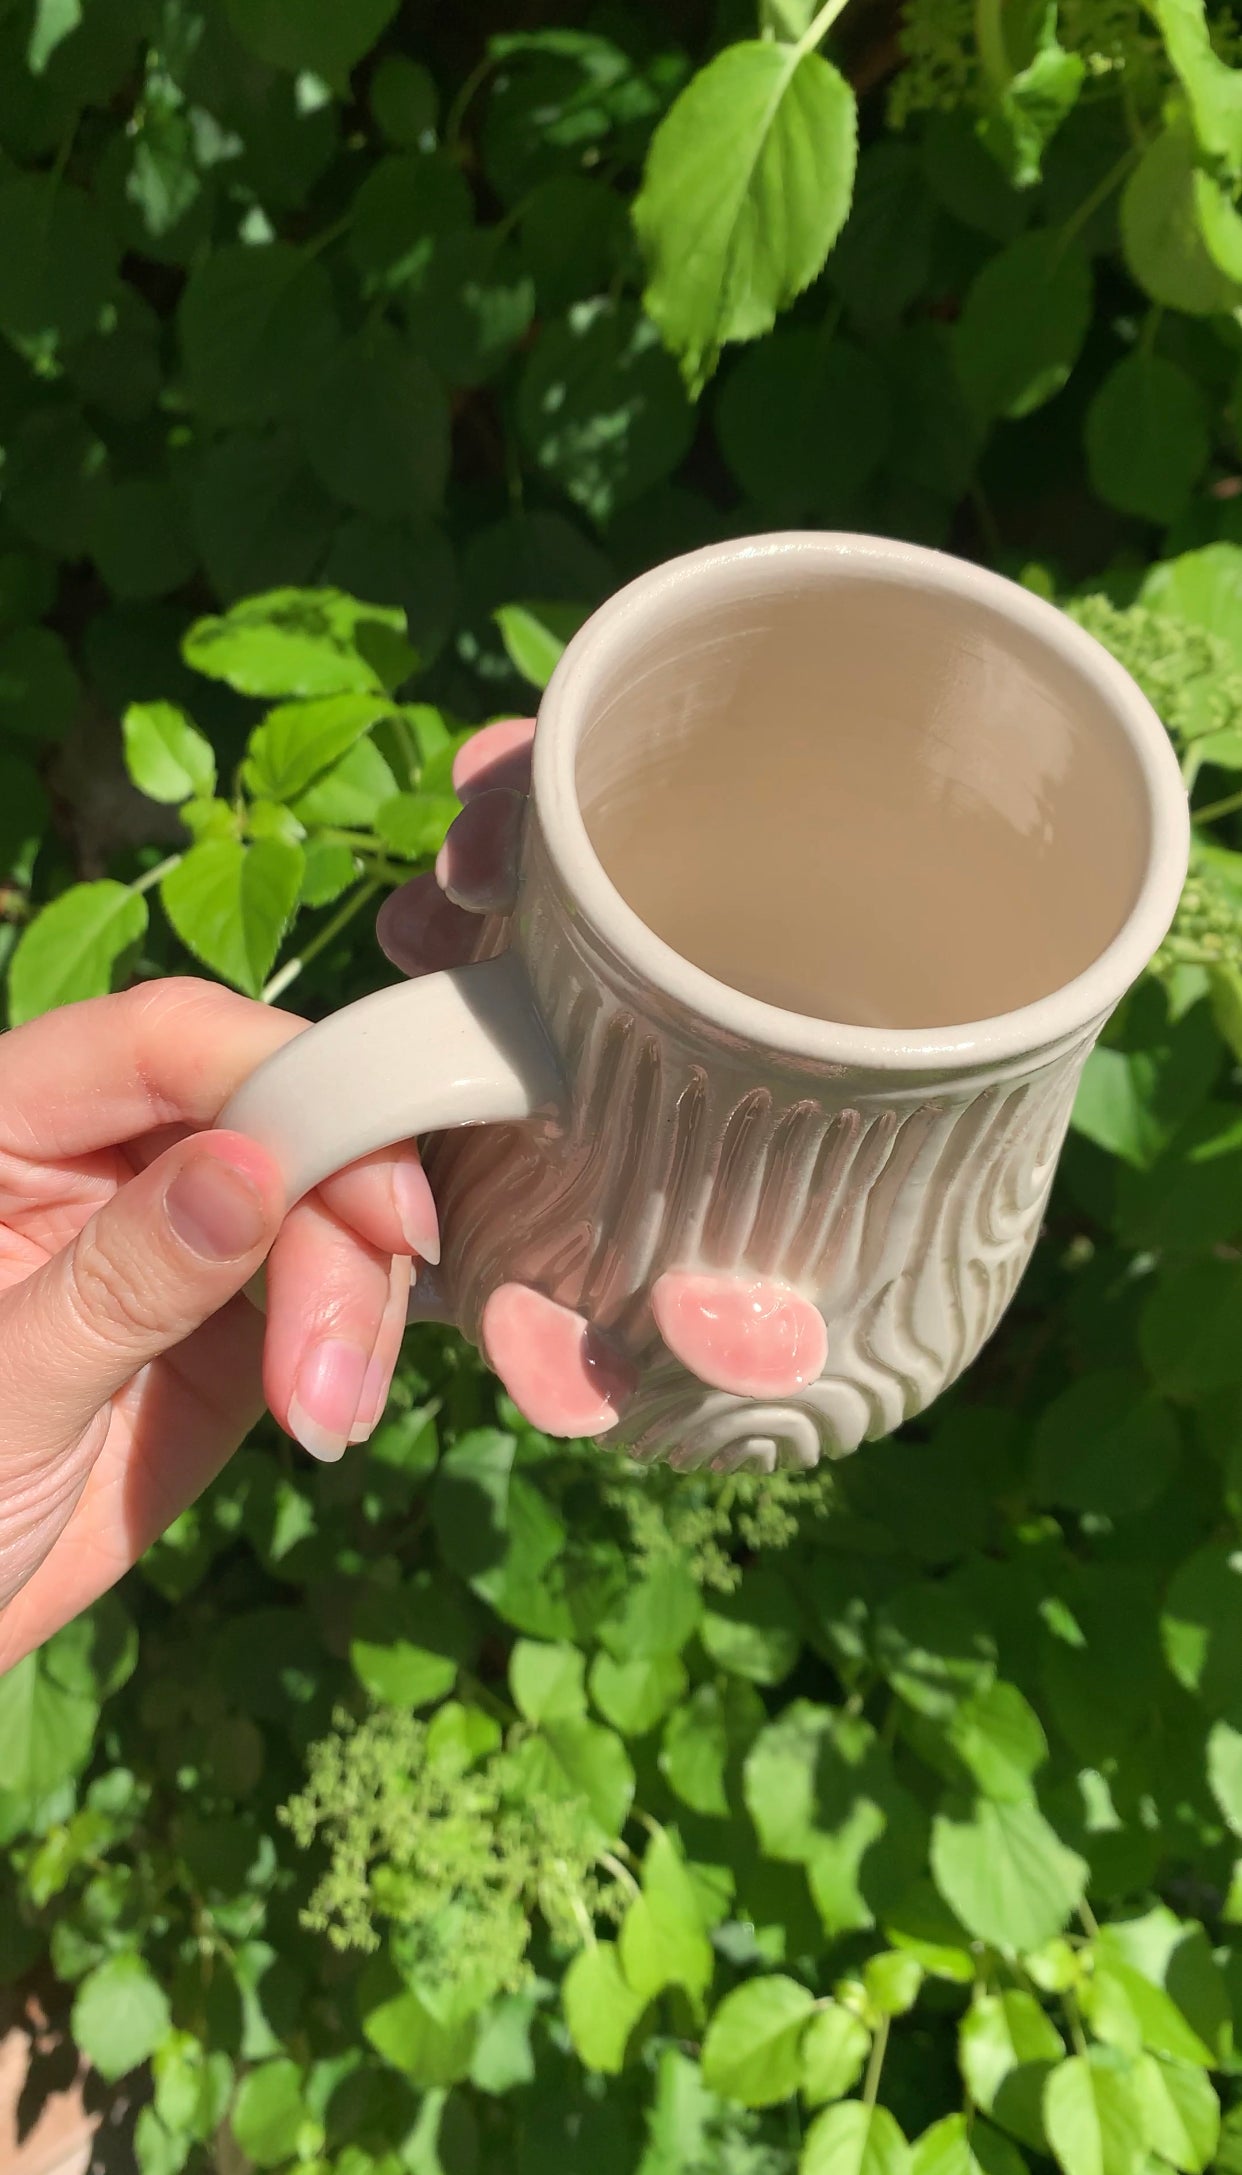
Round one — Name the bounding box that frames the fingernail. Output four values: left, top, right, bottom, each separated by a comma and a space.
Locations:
349, 1347, 396, 1443
393, 1160, 441, 1265
165, 1152, 268, 1262
288, 1338, 371, 1464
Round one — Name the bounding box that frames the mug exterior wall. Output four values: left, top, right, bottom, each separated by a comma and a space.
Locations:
425, 816, 1101, 1472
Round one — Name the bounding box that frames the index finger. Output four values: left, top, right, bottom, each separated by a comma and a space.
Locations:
0, 978, 318, 1160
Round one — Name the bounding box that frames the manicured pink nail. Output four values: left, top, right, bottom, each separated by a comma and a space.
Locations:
393, 1159, 441, 1264
288, 1338, 371, 1464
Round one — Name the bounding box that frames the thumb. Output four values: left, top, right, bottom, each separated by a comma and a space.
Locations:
1, 1132, 284, 1461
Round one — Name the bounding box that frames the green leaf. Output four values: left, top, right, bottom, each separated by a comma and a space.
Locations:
599, 1553, 703, 1660
959, 1991, 1064, 2151
87, 477, 195, 603
800, 2101, 910, 2175
1139, 544, 1242, 667
589, 1651, 687, 1737
931, 1796, 1086, 1951
1135, 2053, 1219, 2172
370, 56, 437, 147
701, 1975, 816, 2108
1148, 0, 1242, 177
0, 175, 117, 347
244, 692, 394, 802
619, 1828, 714, 2008
185, 588, 415, 699
874, 1585, 996, 1718
510, 1640, 587, 1725
943, 1679, 1049, 1803
1082, 1950, 1215, 2068
298, 324, 450, 519
1142, 1263, 1242, 1401
27, 0, 82, 74
123, 702, 216, 804
1209, 1716, 1242, 1837
1096, 1912, 1229, 2067
494, 600, 586, 689
374, 792, 459, 860
348, 152, 473, 298
222, 0, 399, 87
1043, 2047, 1148, 2175
561, 1940, 645, 2074
700, 1564, 802, 1684
909, 2114, 1026, 2175
1032, 1373, 1179, 1517
977, 5, 1085, 189
299, 839, 359, 908
0, 624, 80, 741
357, 1956, 476, 2086
954, 230, 1092, 419
154, 2035, 234, 2144
517, 299, 694, 523
229, 2058, 305, 2167
190, 433, 337, 604
349, 1623, 456, 1711
717, 329, 891, 521
1085, 353, 1209, 524
161, 838, 303, 997
745, 1699, 837, 1861
864, 1950, 924, 2017
8, 881, 147, 1025
72, 1953, 172, 2083
1120, 124, 1242, 314
634, 40, 858, 393
520, 1716, 634, 1838
799, 2000, 870, 2106
883, 1881, 975, 1983
291, 739, 398, 830
1161, 1542, 1242, 1702
178, 244, 339, 427
828, 141, 934, 325
0, 1649, 97, 1804
660, 1678, 764, 1816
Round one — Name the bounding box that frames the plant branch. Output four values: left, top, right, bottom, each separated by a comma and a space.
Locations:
862, 2013, 890, 2108
261, 877, 381, 1004
796, 0, 853, 59
1194, 785, 1242, 823
131, 854, 183, 897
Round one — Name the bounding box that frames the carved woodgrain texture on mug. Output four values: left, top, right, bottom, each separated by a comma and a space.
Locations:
425, 943, 1089, 1471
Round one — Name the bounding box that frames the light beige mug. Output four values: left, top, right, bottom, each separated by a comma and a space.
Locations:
221, 534, 1189, 1471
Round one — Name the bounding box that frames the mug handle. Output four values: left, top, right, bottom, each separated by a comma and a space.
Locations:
216, 952, 563, 1207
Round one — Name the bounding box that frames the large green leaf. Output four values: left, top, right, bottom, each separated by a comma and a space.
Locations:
184, 589, 415, 700
8, 881, 148, 1024
931, 1796, 1086, 1951
1135, 2053, 1219, 2172
634, 39, 857, 392
1085, 353, 1209, 524
908, 2113, 1026, 2175
178, 243, 339, 426
298, 324, 450, 519
701, 1975, 816, 2108
618, 1828, 713, 2008
1120, 124, 1242, 314
1139, 544, 1242, 666
123, 701, 217, 804
561, 1940, 645, 2075
72, 1953, 172, 2083
800, 2101, 910, 2175
1031, 1372, 1179, 1518
243, 693, 394, 802
0, 174, 117, 345
223, 0, 400, 86
229, 2058, 305, 2168
959, 1991, 1064, 2151
0, 1648, 97, 1804
161, 838, 303, 997
517, 300, 693, 523
1149, 0, 1242, 176
954, 230, 1091, 418
1042, 2047, 1148, 2175
800, 2001, 871, 2106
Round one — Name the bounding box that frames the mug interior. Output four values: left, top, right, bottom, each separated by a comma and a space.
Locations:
571, 549, 1153, 1032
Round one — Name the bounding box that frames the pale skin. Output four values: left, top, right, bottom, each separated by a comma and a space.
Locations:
0, 976, 439, 1674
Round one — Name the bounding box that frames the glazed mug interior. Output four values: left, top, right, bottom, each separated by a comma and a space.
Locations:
570, 557, 1152, 1034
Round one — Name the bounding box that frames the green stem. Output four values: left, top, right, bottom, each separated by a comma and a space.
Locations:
1182, 743, 1204, 792
1078, 1899, 1101, 1941
261, 877, 381, 1004
391, 712, 421, 789
1057, 146, 1139, 258
131, 853, 183, 897
1194, 784, 1242, 823
305, 214, 350, 260
445, 52, 496, 152
862, 2013, 890, 2109
796, 0, 853, 56
973, 0, 1008, 89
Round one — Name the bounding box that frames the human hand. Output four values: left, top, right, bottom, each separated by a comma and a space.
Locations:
0, 978, 438, 1669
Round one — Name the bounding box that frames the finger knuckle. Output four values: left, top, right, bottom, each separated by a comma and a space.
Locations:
68, 1225, 168, 1348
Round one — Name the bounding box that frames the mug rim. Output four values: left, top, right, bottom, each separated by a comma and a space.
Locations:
533, 531, 1191, 1074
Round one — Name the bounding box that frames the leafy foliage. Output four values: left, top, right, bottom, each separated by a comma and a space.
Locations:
11, 2, 1242, 2173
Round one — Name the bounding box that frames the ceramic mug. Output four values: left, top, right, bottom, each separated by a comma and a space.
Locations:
220, 533, 1189, 1472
